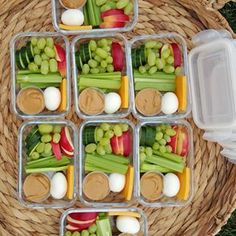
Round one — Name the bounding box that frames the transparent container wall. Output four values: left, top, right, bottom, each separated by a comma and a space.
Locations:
10, 32, 71, 119
79, 119, 137, 207
189, 39, 236, 130
72, 33, 132, 120
129, 33, 191, 120
18, 120, 78, 208
51, 0, 138, 35
60, 208, 148, 236
136, 120, 194, 207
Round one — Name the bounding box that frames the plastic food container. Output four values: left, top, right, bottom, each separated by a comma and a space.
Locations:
17, 120, 78, 208
60, 208, 148, 236
135, 120, 194, 207
51, 0, 138, 35
129, 33, 191, 120
79, 119, 137, 207
189, 29, 236, 163
72, 33, 132, 119
10, 32, 71, 119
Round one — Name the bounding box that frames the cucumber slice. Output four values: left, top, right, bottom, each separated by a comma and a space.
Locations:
145, 126, 156, 147
83, 127, 95, 145
27, 140, 40, 156
80, 43, 91, 63
15, 50, 23, 69
131, 48, 137, 68
25, 126, 39, 143
140, 45, 146, 65
19, 51, 26, 69
75, 51, 83, 71
135, 48, 142, 68
20, 47, 28, 67
140, 127, 146, 146
26, 41, 34, 61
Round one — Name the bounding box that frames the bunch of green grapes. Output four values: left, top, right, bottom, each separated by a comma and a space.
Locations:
81, 39, 115, 74
138, 40, 182, 76
65, 223, 97, 236
29, 37, 58, 75
85, 123, 129, 155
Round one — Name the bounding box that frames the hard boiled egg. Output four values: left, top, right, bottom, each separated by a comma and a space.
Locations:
44, 87, 61, 111
61, 9, 84, 26
161, 92, 179, 115
116, 216, 140, 234
163, 173, 180, 197
109, 173, 126, 192
104, 92, 121, 114
50, 172, 67, 199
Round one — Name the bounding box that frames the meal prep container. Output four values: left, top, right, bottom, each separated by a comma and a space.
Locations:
129, 33, 191, 120
10, 32, 71, 119
17, 120, 78, 208
189, 29, 236, 163
72, 33, 132, 120
135, 120, 194, 207
79, 119, 137, 207
51, 0, 138, 35
60, 208, 148, 236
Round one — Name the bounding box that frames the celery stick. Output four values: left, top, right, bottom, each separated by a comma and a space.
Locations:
80, 72, 121, 79
17, 73, 62, 83
18, 70, 40, 75
134, 70, 175, 80
79, 78, 121, 89
25, 165, 68, 174
88, 153, 130, 165
146, 155, 184, 173
140, 163, 172, 173
153, 150, 184, 163
135, 81, 175, 92
87, 0, 97, 26
92, 0, 102, 25
134, 78, 174, 83
85, 163, 113, 173
20, 83, 59, 89
96, 219, 112, 236
83, 3, 89, 25
80, 76, 120, 81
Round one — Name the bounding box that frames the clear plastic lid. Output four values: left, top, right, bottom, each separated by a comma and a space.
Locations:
189, 30, 236, 130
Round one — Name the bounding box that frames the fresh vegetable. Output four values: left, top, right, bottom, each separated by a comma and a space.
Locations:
119, 75, 129, 109
108, 173, 126, 192
66, 165, 74, 200
96, 218, 112, 236
163, 173, 180, 197
17, 73, 62, 84
83, 127, 95, 145
58, 79, 67, 112
108, 211, 141, 218
61, 9, 84, 26
59, 24, 92, 30
161, 92, 179, 115
175, 75, 187, 112
104, 92, 121, 114
176, 167, 190, 200
121, 165, 134, 201
116, 216, 140, 234
50, 172, 67, 199
43, 87, 61, 111
112, 42, 124, 71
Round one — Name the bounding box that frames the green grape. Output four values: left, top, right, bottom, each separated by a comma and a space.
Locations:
166, 56, 174, 65
166, 145, 172, 153
156, 52, 160, 58
82, 64, 90, 74
148, 51, 156, 66
88, 224, 97, 233
106, 56, 113, 64
139, 146, 145, 153
38, 124, 53, 134
95, 128, 104, 142
145, 147, 153, 157
31, 152, 40, 160
81, 230, 89, 236
36, 142, 45, 153
140, 152, 146, 163
89, 40, 97, 51
161, 49, 170, 59
103, 46, 111, 52
88, 59, 98, 68
41, 60, 49, 75
96, 48, 108, 59
156, 126, 161, 132
160, 124, 167, 130
175, 66, 183, 76
98, 66, 106, 73
121, 123, 129, 132
100, 123, 110, 131
155, 132, 163, 141
94, 55, 102, 62
53, 125, 62, 133
96, 144, 106, 155
34, 54, 42, 66
104, 144, 112, 154
44, 46, 56, 58
165, 128, 176, 136
72, 232, 80, 236
124, 2, 133, 14
159, 145, 166, 153
44, 143, 52, 154
155, 42, 163, 49
65, 231, 72, 236
145, 40, 157, 49
41, 134, 52, 143
145, 64, 150, 71
100, 38, 108, 47
92, 52, 96, 58
107, 38, 112, 45
113, 124, 122, 137
28, 62, 38, 72
156, 58, 164, 70
46, 37, 54, 48
148, 66, 157, 75
164, 134, 171, 142
90, 68, 100, 74
90, 234, 96, 236
49, 58, 58, 72
139, 65, 146, 74
158, 139, 167, 146
104, 130, 114, 139
163, 65, 175, 74
33, 46, 41, 55
37, 38, 46, 50
106, 64, 114, 72
53, 133, 61, 143
100, 60, 107, 68
85, 143, 97, 153
99, 137, 110, 146
164, 124, 171, 130
31, 37, 38, 46
116, 0, 129, 9
152, 142, 160, 151
41, 53, 49, 60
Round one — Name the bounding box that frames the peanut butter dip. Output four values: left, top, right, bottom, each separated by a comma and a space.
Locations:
17, 87, 45, 115
79, 88, 105, 115
140, 171, 163, 201
83, 171, 110, 201
135, 88, 162, 116
23, 173, 50, 203
60, 0, 86, 9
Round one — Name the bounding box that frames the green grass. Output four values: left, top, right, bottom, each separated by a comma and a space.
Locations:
217, 210, 236, 236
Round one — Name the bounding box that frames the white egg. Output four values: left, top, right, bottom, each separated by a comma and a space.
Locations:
104, 92, 121, 114
116, 216, 140, 234
50, 172, 67, 199
161, 92, 179, 115
109, 173, 126, 192
44, 87, 61, 111
163, 173, 180, 197
61, 9, 84, 26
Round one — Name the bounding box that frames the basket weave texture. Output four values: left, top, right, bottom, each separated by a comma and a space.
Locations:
0, 0, 236, 235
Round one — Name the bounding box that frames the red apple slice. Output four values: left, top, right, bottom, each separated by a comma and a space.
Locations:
58, 60, 66, 77
101, 9, 124, 18
103, 14, 129, 23
122, 130, 132, 157
66, 224, 80, 232
100, 21, 126, 29
67, 215, 96, 229
51, 141, 62, 160
61, 146, 74, 157
118, 136, 124, 156
170, 43, 182, 68
69, 212, 97, 221
60, 127, 74, 152
112, 42, 125, 71
110, 136, 121, 155
176, 127, 189, 156
54, 44, 66, 62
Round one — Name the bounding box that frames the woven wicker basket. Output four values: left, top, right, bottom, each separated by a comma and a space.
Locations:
0, 0, 236, 235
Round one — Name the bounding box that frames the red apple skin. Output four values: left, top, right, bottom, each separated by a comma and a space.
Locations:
112, 42, 125, 71
69, 212, 97, 221
122, 130, 132, 157
61, 146, 74, 157
51, 141, 62, 160
66, 224, 81, 232
118, 136, 124, 156
170, 43, 182, 68
67, 215, 96, 230
110, 136, 121, 155
103, 14, 129, 23
101, 9, 124, 18
100, 21, 126, 29
58, 60, 66, 77
54, 44, 66, 62
60, 127, 74, 152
